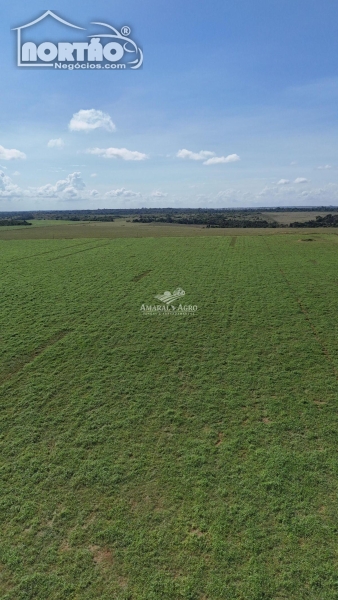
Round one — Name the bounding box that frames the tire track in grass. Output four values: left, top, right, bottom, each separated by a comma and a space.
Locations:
131, 270, 152, 282
263, 236, 338, 378
0, 330, 70, 386
6, 240, 100, 263
48, 242, 111, 261
7, 240, 100, 263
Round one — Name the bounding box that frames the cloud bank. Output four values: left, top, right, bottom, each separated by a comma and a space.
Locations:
104, 188, 141, 198
0, 171, 22, 197
35, 172, 86, 199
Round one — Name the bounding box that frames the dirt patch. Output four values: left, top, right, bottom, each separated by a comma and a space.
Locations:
190, 529, 204, 537
60, 541, 71, 552
89, 545, 114, 566
230, 236, 237, 247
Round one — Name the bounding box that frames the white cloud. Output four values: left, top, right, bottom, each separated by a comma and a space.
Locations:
277, 179, 290, 185
47, 138, 65, 148
0, 171, 143, 204
294, 177, 308, 184
177, 149, 240, 165
105, 188, 141, 198
87, 147, 148, 161
35, 172, 86, 199
204, 154, 240, 165
0, 171, 23, 198
290, 161, 297, 166
317, 164, 332, 170
12, 171, 20, 177
177, 149, 215, 161
0, 145, 26, 160
69, 109, 116, 133
90, 173, 97, 177
151, 190, 168, 198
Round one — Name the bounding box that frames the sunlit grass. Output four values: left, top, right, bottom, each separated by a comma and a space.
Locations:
1, 234, 338, 599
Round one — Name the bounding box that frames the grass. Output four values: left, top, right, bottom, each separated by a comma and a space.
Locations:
0, 220, 82, 231
262, 211, 331, 225
2, 218, 338, 240
1, 232, 338, 598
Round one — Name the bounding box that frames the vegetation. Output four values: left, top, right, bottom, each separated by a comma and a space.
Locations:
290, 213, 338, 227
132, 213, 277, 227
3, 208, 338, 230
0, 219, 31, 227
67, 216, 115, 222
2, 207, 338, 225
1, 232, 338, 598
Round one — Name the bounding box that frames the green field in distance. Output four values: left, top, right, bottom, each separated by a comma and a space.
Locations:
1, 217, 338, 240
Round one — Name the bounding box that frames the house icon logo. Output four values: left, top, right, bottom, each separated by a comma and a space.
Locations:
12, 10, 143, 70
154, 288, 186, 305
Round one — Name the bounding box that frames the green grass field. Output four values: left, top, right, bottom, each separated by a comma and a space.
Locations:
2, 218, 338, 241
1, 232, 338, 599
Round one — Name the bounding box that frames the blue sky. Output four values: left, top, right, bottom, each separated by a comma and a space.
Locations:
1, 0, 338, 209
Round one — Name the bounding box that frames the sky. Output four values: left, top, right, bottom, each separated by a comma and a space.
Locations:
1, 0, 338, 209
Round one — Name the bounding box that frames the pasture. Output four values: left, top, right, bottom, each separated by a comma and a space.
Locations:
1, 231, 338, 599
2, 217, 338, 240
